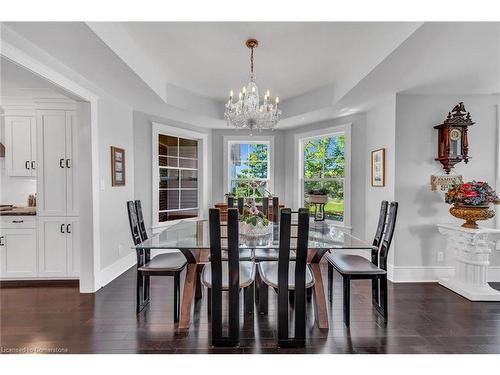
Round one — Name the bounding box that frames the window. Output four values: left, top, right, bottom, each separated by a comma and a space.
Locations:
158, 134, 199, 222
301, 134, 345, 222
228, 141, 270, 202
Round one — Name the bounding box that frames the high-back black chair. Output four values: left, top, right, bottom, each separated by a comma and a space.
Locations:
134, 200, 148, 242
326, 201, 398, 326
237, 197, 244, 214
202, 208, 256, 347
261, 197, 269, 218
258, 208, 313, 347
254, 196, 285, 262
327, 200, 388, 303
127, 200, 187, 319
227, 195, 235, 208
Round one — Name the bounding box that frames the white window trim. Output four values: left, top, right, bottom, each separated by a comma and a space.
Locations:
293, 123, 352, 229
223, 135, 275, 198
152, 122, 209, 229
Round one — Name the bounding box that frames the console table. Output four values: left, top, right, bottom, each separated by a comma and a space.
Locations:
437, 224, 500, 301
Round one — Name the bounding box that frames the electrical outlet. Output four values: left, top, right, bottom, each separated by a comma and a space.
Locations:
437, 251, 444, 262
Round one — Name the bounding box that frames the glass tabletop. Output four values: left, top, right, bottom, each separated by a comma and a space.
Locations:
136, 219, 373, 251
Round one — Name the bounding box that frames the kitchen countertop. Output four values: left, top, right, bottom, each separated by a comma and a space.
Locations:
0, 206, 37, 216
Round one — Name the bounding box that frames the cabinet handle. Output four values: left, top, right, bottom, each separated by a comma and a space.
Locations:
31, 161, 36, 170
66, 224, 71, 234
60, 158, 65, 168
25, 161, 30, 170
12, 220, 24, 223
66, 159, 71, 168
60, 224, 65, 234
0, 236, 4, 246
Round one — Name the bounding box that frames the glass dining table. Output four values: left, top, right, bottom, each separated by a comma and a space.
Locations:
135, 218, 374, 331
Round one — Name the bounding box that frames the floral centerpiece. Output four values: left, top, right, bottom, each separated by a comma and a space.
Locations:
445, 181, 499, 228
239, 198, 272, 237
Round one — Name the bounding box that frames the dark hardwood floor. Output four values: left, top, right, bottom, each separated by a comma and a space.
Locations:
2, 265, 500, 354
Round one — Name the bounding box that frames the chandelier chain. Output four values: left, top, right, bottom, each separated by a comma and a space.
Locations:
250, 46, 254, 74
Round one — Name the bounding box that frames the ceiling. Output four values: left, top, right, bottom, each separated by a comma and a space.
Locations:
1, 22, 498, 130
1, 57, 80, 99
121, 22, 422, 102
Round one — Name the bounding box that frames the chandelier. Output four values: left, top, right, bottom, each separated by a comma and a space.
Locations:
224, 39, 282, 132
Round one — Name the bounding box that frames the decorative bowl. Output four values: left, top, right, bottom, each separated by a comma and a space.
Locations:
309, 194, 328, 204
239, 221, 273, 237
449, 204, 495, 229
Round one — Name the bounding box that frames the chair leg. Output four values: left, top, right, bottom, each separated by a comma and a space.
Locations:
371, 275, 379, 306
174, 272, 180, 322
195, 271, 203, 300
342, 275, 351, 326
207, 287, 212, 317
255, 267, 261, 302
136, 272, 150, 314
258, 280, 268, 315
328, 263, 333, 302
380, 275, 388, 320
244, 283, 254, 314
306, 287, 313, 302
136, 271, 143, 314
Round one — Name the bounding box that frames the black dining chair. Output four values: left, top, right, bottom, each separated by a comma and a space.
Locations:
327, 200, 388, 303
127, 200, 187, 320
254, 196, 284, 262
237, 197, 244, 214
202, 208, 256, 347
325, 201, 398, 326
258, 208, 314, 347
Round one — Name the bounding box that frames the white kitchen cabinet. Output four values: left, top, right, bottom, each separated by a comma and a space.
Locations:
0, 217, 37, 278
37, 217, 79, 278
4, 115, 37, 177
37, 110, 78, 217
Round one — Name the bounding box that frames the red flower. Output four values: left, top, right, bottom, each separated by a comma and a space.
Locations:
463, 191, 478, 198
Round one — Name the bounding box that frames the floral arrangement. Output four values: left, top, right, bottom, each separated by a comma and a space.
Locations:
445, 181, 499, 206
240, 198, 270, 226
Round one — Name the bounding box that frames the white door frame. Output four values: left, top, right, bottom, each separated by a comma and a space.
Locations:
1, 40, 101, 293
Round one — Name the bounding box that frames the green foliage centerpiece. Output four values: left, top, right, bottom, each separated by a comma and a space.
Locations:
239, 198, 272, 237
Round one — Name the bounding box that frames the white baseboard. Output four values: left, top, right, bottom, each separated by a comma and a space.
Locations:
388, 265, 500, 283
97, 252, 136, 289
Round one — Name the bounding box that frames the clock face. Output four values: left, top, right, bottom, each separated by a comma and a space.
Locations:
450, 128, 461, 141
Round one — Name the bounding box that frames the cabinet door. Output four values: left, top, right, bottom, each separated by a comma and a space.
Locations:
30, 118, 37, 177
37, 111, 67, 216
5, 116, 34, 177
65, 112, 79, 216
37, 218, 67, 277
66, 218, 79, 277
0, 228, 37, 278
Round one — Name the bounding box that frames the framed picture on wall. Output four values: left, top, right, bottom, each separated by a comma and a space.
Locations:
371, 148, 385, 187
111, 146, 126, 186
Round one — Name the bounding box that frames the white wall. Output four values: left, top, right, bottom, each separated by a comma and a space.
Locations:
98, 96, 135, 270
393, 93, 500, 281
364, 97, 396, 268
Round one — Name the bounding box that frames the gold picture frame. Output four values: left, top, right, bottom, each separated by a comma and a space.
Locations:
371, 148, 385, 187
111, 146, 126, 186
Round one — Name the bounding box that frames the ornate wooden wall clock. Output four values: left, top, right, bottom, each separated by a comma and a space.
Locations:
434, 102, 474, 174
